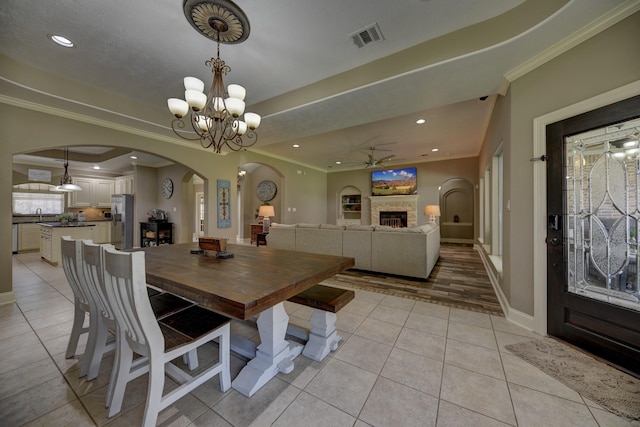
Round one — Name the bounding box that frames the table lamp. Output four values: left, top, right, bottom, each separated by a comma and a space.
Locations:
259, 205, 275, 233
424, 205, 441, 224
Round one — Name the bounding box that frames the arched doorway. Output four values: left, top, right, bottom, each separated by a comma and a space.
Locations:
237, 162, 284, 242
439, 178, 474, 244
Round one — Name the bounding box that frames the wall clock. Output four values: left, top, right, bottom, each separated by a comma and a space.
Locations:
256, 180, 277, 202
162, 177, 174, 199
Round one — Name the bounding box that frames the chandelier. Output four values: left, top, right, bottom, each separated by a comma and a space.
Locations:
56, 148, 82, 192
168, 0, 260, 153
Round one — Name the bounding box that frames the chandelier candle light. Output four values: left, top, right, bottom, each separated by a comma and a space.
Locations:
168, 0, 260, 153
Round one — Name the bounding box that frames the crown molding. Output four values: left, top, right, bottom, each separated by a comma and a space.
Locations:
0, 94, 219, 154
504, 0, 640, 84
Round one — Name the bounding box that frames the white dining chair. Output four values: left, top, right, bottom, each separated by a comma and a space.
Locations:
82, 240, 202, 409
102, 246, 231, 426
80, 240, 118, 382
60, 236, 97, 377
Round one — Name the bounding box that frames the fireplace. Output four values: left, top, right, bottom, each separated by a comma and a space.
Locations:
370, 195, 419, 227
380, 211, 407, 228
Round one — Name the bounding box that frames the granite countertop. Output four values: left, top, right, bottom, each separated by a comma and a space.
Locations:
13, 218, 111, 224
38, 222, 96, 228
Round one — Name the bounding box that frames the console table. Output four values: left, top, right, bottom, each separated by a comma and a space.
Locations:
250, 224, 263, 244
140, 222, 173, 247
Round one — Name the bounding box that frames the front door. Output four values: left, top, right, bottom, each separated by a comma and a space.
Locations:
546, 95, 640, 375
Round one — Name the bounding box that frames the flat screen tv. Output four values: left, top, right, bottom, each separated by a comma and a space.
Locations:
371, 167, 417, 196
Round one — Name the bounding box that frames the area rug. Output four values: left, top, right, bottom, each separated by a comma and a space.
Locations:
505, 338, 640, 420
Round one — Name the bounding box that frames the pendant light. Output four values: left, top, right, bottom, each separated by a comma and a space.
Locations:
56, 148, 82, 192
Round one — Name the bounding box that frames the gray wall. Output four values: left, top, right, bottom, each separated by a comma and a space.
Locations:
478, 11, 640, 315
327, 157, 479, 226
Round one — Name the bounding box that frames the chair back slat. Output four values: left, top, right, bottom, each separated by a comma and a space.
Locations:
61, 236, 91, 306
82, 241, 115, 321
103, 247, 164, 354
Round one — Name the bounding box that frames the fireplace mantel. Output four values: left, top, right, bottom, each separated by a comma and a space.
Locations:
369, 195, 419, 227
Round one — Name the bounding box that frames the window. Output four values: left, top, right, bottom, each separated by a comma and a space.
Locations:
12, 192, 65, 215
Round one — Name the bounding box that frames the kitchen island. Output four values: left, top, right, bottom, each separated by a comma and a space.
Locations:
39, 222, 95, 265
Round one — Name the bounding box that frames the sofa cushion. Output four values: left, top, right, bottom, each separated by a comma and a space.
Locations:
374, 225, 396, 232
271, 223, 297, 228
416, 223, 437, 233
399, 227, 424, 233
345, 224, 374, 231
296, 228, 342, 256
321, 224, 346, 230
297, 223, 321, 229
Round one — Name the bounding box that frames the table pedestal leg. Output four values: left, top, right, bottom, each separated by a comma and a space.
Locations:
232, 302, 303, 397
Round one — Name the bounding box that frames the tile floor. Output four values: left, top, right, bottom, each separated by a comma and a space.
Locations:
2, 252, 639, 426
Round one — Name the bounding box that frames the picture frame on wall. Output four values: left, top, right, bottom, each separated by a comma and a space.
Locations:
217, 179, 231, 228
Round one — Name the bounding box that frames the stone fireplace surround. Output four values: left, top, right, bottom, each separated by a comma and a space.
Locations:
369, 195, 419, 227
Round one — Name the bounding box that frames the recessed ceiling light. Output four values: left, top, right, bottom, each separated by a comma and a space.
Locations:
432, 148, 439, 152
416, 118, 426, 125
293, 144, 300, 148
92, 165, 100, 170
48, 34, 75, 48
130, 155, 138, 159
335, 161, 342, 165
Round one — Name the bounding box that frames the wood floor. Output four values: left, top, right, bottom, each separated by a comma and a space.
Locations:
323, 243, 504, 315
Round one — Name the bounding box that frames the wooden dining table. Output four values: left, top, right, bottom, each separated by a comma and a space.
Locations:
139, 242, 354, 397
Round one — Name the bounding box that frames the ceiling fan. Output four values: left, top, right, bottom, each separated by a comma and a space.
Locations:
362, 146, 395, 168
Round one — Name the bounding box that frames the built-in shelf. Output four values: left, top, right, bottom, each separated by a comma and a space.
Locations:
339, 190, 362, 225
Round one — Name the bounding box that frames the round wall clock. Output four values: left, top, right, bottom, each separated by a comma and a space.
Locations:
256, 180, 277, 202
162, 177, 174, 199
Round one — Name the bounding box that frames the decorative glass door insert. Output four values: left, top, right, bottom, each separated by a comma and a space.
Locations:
565, 118, 640, 311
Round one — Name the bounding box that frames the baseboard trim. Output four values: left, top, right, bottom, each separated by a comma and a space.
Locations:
441, 238, 475, 244
0, 291, 16, 306
476, 246, 537, 332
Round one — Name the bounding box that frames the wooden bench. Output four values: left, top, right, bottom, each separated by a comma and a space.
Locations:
287, 285, 355, 362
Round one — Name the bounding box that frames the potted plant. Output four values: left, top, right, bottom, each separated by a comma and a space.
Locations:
57, 212, 74, 225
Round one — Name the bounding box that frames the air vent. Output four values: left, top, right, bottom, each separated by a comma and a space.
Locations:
349, 23, 384, 48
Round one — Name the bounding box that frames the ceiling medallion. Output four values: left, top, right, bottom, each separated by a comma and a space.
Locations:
183, 0, 250, 44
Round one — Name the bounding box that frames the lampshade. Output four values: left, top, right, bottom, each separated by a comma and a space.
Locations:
258, 205, 275, 218
424, 205, 441, 216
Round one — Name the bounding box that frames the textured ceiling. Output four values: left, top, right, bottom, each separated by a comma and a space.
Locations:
0, 0, 633, 172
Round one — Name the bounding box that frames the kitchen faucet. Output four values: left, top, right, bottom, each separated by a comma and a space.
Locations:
35, 208, 42, 222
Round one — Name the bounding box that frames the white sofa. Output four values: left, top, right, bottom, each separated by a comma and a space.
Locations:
267, 223, 440, 279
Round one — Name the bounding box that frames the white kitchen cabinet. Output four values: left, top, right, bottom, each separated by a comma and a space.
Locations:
87, 221, 111, 243
68, 178, 114, 208
18, 223, 41, 252
115, 175, 134, 195
40, 225, 94, 265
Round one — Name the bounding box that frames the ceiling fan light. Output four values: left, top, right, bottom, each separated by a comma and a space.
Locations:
184, 77, 205, 92
185, 90, 207, 110
225, 98, 245, 116
167, 98, 189, 118
227, 84, 246, 100
244, 112, 261, 129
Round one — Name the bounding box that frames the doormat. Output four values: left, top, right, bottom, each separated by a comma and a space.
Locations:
505, 338, 640, 420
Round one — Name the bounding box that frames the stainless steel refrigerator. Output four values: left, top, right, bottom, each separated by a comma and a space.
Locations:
111, 194, 134, 249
